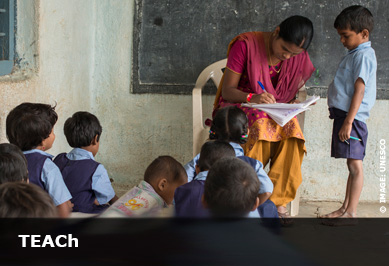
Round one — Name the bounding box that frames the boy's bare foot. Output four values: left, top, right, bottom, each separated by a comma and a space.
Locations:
319, 208, 345, 218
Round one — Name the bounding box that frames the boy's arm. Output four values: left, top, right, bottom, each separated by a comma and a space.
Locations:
338, 78, 365, 142
184, 154, 200, 182
92, 164, 117, 205
57, 200, 72, 218
258, 193, 271, 206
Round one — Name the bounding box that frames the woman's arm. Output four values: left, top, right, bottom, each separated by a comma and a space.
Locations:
222, 69, 276, 104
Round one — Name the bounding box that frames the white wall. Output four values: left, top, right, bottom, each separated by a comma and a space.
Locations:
0, 0, 387, 201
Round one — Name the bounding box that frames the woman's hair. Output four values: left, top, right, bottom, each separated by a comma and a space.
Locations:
64, 111, 103, 147
6, 103, 58, 151
210, 106, 248, 144
334, 5, 374, 33
278, 15, 314, 50
197, 140, 235, 172
0, 143, 28, 184
0, 182, 58, 218
144, 156, 187, 184
204, 157, 259, 217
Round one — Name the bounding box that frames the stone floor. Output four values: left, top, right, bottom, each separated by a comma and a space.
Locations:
294, 200, 389, 218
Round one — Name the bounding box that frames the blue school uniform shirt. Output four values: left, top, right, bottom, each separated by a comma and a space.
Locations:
23, 149, 72, 206
175, 170, 260, 218
327, 41, 377, 123
64, 148, 116, 205
184, 142, 273, 194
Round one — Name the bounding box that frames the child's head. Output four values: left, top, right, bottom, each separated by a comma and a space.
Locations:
210, 106, 248, 144
203, 157, 260, 217
278, 15, 314, 50
197, 140, 235, 172
64, 111, 102, 155
6, 103, 58, 151
0, 143, 28, 184
0, 182, 58, 218
144, 156, 187, 205
334, 5, 373, 50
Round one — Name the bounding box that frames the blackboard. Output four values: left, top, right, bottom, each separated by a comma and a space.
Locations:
132, 0, 389, 98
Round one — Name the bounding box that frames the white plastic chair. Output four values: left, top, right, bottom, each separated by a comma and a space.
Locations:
191, 59, 305, 216
192, 58, 227, 157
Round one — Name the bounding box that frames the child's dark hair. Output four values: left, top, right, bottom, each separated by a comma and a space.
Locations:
278, 15, 314, 50
6, 103, 58, 151
204, 157, 259, 217
0, 182, 57, 218
334, 5, 374, 33
210, 106, 248, 144
0, 143, 28, 184
197, 140, 235, 172
144, 156, 187, 184
64, 111, 103, 147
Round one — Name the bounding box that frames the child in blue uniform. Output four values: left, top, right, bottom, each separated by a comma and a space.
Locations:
54, 111, 118, 214
6, 103, 72, 218
323, 5, 377, 219
203, 157, 260, 217
184, 106, 277, 218
175, 140, 235, 217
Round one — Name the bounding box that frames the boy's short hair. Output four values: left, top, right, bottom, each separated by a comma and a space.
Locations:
0, 182, 57, 218
6, 103, 58, 151
144, 156, 187, 184
0, 143, 28, 184
204, 157, 260, 217
197, 140, 235, 172
334, 5, 374, 33
64, 111, 102, 147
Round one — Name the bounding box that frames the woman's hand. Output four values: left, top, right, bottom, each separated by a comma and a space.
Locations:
251, 93, 276, 104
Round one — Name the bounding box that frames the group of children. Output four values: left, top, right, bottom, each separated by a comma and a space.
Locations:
0, 5, 377, 220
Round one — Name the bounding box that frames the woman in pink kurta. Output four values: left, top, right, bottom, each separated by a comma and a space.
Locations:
213, 16, 315, 218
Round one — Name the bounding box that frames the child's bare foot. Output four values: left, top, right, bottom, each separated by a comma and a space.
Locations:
319, 208, 345, 218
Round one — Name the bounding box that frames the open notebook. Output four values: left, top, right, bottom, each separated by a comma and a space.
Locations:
242, 95, 320, 127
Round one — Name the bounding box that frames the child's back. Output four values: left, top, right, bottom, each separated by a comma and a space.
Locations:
54, 112, 117, 214
6, 103, 72, 218
175, 140, 235, 217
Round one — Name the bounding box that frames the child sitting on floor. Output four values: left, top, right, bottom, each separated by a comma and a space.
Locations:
0, 143, 28, 184
6, 103, 72, 218
101, 156, 187, 217
54, 111, 118, 214
185, 106, 277, 218
174, 140, 235, 217
203, 157, 260, 217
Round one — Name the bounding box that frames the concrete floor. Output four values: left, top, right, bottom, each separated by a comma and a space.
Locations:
295, 200, 389, 218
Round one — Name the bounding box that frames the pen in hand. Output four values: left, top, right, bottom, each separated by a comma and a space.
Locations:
257, 81, 267, 93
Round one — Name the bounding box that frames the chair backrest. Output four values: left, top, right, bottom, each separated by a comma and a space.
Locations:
192, 59, 227, 156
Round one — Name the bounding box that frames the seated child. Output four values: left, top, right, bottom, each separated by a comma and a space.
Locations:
54, 111, 118, 214
185, 106, 278, 218
0, 182, 58, 218
203, 157, 260, 217
6, 103, 72, 218
0, 143, 28, 184
174, 140, 235, 217
101, 156, 187, 217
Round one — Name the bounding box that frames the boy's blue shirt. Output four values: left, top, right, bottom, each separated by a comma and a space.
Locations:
65, 148, 116, 204
23, 149, 72, 206
328, 41, 377, 122
184, 142, 273, 194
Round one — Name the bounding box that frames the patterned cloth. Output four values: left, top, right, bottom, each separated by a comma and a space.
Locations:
100, 181, 171, 218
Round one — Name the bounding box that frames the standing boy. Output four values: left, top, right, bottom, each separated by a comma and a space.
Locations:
323, 5, 376, 218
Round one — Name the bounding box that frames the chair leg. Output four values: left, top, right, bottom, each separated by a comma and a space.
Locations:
289, 188, 300, 216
